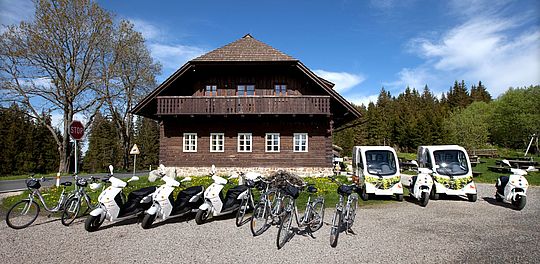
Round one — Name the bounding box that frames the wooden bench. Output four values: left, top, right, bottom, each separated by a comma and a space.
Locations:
470, 149, 498, 158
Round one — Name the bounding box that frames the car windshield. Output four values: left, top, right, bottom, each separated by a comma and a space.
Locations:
433, 150, 469, 176
365, 150, 397, 176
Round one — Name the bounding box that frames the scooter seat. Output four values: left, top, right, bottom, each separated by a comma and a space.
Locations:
119, 186, 157, 217
174, 186, 204, 208
337, 185, 355, 196
225, 185, 248, 199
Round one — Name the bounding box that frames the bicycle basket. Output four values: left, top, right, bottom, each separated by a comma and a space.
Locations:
26, 179, 41, 189
76, 178, 88, 187
284, 185, 300, 199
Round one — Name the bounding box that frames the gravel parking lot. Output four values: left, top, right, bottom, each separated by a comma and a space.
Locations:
1, 183, 538, 264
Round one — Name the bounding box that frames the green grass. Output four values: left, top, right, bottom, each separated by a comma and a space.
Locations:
1, 175, 398, 213
471, 157, 540, 185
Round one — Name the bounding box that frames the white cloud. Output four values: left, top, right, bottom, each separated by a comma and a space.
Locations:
128, 18, 164, 42
149, 43, 206, 72
347, 94, 379, 107
388, 1, 540, 97
313, 70, 366, 93
126, 18, 207, 76
383, 67, 432, 90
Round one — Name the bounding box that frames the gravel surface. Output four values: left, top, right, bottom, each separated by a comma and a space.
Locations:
1, 183, 538, 264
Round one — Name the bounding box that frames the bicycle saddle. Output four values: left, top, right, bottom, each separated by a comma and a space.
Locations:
60, 181, 72, 186
306, 185, 318, 193
337, 185, 355, 196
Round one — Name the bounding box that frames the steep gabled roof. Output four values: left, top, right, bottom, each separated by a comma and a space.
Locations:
132, 34, 361, 125
192, 34, 297, 62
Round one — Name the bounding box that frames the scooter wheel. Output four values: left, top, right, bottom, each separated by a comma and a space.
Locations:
141, 214, 156, 229
395, 194, 403, 202
84, 214, 104, 232
467, 194, 477, 202
195, 209, 210, 225
512, 195, 526, 211
419, 192, 429, 207
495, 193, 503, 202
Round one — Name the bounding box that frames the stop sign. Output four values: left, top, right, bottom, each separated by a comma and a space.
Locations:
69, 120, 85, 140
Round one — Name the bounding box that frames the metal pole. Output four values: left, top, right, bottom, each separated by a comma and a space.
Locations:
524, 134, 535, 157
133, 154, 137, 177
74, 140, 78, 175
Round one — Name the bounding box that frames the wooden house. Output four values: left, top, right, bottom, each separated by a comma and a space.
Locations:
132, 34, 361, 176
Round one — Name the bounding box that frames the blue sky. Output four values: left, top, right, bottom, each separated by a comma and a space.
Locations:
1, 0, 539, 106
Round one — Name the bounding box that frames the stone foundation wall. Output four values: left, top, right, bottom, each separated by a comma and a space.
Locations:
159, 166, 333, 178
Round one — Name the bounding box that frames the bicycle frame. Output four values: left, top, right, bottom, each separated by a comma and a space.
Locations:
27, 186, 70, 212
286, 194, 324, 228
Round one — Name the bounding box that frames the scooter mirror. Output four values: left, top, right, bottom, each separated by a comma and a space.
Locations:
159, 164, 166, 171
211, 164, 216, 175
502, 159, 511, 167
181, 177, 192, 182
128, 176, 140, 182
108, 165, 114, 175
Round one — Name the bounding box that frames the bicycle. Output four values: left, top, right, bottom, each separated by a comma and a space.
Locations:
235, 172, 264, 227
61, 175, 101, 226
276, 180, 325, 249
250, 178, 285, 236
328, 176, 359, 248
6, 176, 74, 229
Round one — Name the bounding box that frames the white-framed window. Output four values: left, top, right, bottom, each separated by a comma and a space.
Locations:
265, 133, 280, 152
205, 85, 217, 96
275, 84, 287, 96
183, 133, 197, 152
237, 133, 252, 152
237, 84, 255, 96
293, 133, 308, 152
210, 133, 224, 152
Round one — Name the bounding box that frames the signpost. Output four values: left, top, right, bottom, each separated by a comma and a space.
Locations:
69, 121, 84, 182
130, 144, 140, 177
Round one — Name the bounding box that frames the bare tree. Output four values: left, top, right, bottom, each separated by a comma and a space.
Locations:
98, 20, 161, 170
0, 0, 113, 173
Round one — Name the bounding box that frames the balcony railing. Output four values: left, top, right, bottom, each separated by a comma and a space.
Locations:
157, 96, 331, 115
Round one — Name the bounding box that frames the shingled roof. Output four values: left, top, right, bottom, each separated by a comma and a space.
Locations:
192, 34, 297, 62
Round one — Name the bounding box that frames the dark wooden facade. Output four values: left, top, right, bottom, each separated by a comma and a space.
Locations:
133, 34, 361, 170
159, 116, 332, 168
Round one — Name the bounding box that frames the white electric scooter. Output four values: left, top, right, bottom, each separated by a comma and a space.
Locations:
141, 171, 204, 229
194, 165, 250, 225
495, 160, 529, 210
408, 162, 433, 207
85, 165, 156, 232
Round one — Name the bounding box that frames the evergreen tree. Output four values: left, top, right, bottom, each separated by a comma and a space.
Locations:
470, 81, 492, 103
83, 112, 122, 172
134, 117, 160, 170
447, 80, 471, 109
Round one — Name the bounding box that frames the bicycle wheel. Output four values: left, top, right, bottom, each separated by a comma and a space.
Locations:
235, 195, 250, 227
308, 200, 325, 233
330, 209, 342, 248
346, 195, 358, 231
276, 210, 293, 249
61, 197, 81, 226
251, 204, 270, 236
6, 200, 40, 229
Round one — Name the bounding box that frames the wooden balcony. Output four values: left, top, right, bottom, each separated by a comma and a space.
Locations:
157, 96, 331, 115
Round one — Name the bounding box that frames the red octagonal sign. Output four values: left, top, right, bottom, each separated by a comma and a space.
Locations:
69, 120, 85, 140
